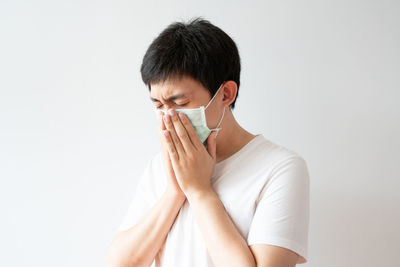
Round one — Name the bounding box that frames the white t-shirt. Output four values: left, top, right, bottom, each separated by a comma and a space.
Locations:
117, 134, 310, 266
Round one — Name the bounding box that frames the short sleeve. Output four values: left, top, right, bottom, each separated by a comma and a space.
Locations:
117, 157, 158, 232
247, 156, 310, 264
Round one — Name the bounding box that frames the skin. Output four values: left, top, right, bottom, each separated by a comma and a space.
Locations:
150, 75, 300, 267
107, 190, 186, 267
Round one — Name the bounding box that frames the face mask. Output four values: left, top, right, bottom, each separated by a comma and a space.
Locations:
154, 83, 226, 145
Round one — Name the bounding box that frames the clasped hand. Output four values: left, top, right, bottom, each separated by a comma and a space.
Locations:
159, 109, 218, 198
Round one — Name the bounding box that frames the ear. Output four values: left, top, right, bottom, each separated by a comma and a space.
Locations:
221, 80, 238, 108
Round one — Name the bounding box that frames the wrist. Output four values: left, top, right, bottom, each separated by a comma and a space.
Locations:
185, 186, 215, 204
165, 186, 186, 200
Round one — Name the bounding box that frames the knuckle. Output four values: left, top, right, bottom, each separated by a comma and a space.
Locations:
171, 133, 179, 142
189, 132, 198, 141
170, 149, 178, 157
177, 131, 187, 139
181, 118, 189, 125
186, 152, 195, 161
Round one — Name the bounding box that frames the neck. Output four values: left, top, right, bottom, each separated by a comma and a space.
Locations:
214, 108, 258, 163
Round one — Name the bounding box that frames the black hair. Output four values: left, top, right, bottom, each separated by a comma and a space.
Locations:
140, 17, 241, 110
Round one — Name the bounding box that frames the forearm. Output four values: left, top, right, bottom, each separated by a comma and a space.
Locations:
186, 189, 256, 267
108, 188, 186, 267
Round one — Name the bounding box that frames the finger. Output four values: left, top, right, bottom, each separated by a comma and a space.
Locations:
177, 112, 203, 150
163, 129, 179, 161
158, 112, 174, 158
157, 111, 167, 147
207, 130, 218, 160
157, 111, 176, 174
164, 110, 185, 155
169, 110, 195, 153
158, 110, 166, 131
161, 138, 175, 176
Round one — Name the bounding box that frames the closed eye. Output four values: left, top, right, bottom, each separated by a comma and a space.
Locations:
156, 103, 188, 109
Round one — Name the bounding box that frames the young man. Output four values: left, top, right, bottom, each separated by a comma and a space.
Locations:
108, 18, 310, 267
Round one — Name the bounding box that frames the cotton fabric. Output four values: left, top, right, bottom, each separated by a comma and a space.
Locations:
117, 134, 310, 266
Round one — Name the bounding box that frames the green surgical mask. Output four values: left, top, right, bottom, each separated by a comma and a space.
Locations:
155, 83, 226, 145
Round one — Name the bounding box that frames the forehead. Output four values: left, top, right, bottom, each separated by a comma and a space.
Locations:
150, 82, 188, 97
149, 76, 207, 100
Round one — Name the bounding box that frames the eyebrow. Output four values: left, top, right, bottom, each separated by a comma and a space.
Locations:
150, 93, 187, 102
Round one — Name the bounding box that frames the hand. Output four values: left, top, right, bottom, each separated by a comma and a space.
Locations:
157, 110, 186, 198
162, 109, 219, 198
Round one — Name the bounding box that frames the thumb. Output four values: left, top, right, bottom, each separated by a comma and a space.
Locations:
207, 130, 219, 160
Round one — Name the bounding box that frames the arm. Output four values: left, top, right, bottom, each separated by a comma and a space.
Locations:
187, 190, 300, 267
186, 189, 256, 267
248, 156, 310, 267
107, 188, 186, 267
249, 244, 299, 267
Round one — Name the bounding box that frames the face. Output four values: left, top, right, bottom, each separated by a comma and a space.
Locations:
149, 75, 224, 128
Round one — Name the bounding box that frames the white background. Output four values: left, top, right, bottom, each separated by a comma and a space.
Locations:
1, 1, 399, 266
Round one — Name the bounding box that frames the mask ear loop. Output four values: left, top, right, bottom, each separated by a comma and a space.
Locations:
206, 82, 226, 137
205, 82, 225, 110
211, 106, 225, 133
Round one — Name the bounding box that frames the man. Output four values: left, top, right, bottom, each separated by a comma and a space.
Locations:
108, 18, 310, 267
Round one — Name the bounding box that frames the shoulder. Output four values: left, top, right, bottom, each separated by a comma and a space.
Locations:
255, 135, 309, 170
253, 136, 310, 197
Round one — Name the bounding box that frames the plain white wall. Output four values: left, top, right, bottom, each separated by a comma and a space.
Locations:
1, 1, 399, 266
